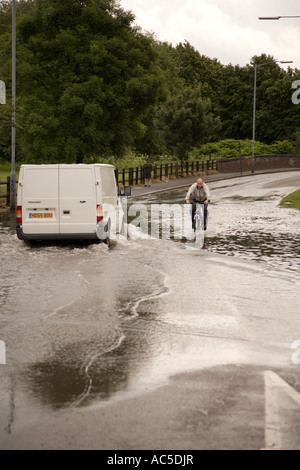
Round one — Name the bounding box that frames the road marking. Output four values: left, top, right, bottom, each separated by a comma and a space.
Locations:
264, 370, 300, 450
0, 341, 5, 364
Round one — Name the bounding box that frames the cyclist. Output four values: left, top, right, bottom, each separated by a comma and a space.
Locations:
185, 178, 210, 230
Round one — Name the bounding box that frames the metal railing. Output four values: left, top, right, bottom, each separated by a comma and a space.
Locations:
0, 177, 14, 206
1, 155, 299, 207
115, 159, 218, 187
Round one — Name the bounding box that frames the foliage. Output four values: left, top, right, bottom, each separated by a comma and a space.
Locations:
86, 151, 148, 169
1, 0, 167, 163
188, 139, 296, 160
295, 131, 300, 154
173, 41, 224, 101
0, 2, 299, 164
155, 86, 221, 160
0, 159, 12, 179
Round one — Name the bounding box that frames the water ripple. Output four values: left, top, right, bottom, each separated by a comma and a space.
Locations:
206, 230, 300, 272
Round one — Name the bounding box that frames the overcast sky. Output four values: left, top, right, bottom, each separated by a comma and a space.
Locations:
120, 0, 300, 69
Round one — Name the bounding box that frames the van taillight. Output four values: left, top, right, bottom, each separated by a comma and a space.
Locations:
17, 206, 22, 224
97, 204, 103, 223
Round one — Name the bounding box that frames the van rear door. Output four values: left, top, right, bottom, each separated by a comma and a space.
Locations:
95, 165, 119, 233
21, 165, 59, 235
59, 165, 96, 235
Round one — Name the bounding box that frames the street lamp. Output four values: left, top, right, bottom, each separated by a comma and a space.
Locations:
259, 16, 300, 20
251, 60, 293, 174
10, 0, 16, 210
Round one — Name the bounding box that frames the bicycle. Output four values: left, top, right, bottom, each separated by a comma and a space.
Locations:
193, 202, 206, 231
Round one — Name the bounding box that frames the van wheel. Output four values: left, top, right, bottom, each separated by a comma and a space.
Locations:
104, 219, 111, 247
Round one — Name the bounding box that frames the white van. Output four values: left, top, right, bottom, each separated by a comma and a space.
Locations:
16, 164, 125, 243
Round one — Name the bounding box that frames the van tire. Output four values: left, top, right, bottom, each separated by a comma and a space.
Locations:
104, 219, 111, 247
28, 240, 38, 248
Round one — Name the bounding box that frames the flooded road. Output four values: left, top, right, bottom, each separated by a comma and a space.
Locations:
0, 171, 299, 449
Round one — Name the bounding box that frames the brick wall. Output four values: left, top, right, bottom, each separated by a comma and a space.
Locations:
216, 155, 300, 173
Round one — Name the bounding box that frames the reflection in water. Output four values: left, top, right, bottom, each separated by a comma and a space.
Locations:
15, 246, 167, 411
26, 337, 130, 409
5, 376, 16, 434
128, 190, 300, 272
25, 316, 163, 409
0, 175, 299, 420
206, 231, 300, 272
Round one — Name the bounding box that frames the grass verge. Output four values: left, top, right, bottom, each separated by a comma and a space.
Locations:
280, 189, 300, 210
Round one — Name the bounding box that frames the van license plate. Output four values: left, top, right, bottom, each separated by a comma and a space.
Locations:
29, 213, 53, 219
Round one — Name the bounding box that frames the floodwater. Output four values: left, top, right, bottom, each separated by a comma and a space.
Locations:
131, 174, 300, 272
0, 172, 299, 440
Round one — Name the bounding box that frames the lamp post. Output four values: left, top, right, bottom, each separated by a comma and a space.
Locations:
10, 0, 16, 210
255, 14, 298, 171
259, 16, 300, 20
251, 60, 293, 174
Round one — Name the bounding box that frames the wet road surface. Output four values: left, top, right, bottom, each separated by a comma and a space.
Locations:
0, 171, 299, 449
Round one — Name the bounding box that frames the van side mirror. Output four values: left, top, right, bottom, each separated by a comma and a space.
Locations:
118, 186, 131, 197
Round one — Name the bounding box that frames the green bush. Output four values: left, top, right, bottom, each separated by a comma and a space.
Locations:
87, 152, 150, 169
188, 139, 297, 160
0, 160, 12, 179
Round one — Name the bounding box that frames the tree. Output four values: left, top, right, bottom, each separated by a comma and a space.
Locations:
252, 59, 300, 144
174, 41, 223, 101
136, 40, 224, 157
1, 2, 299, 164
156, 86, 221, 160
217, 55, 300, 144
217, 63, 253, 140
1, 0, 166, 163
